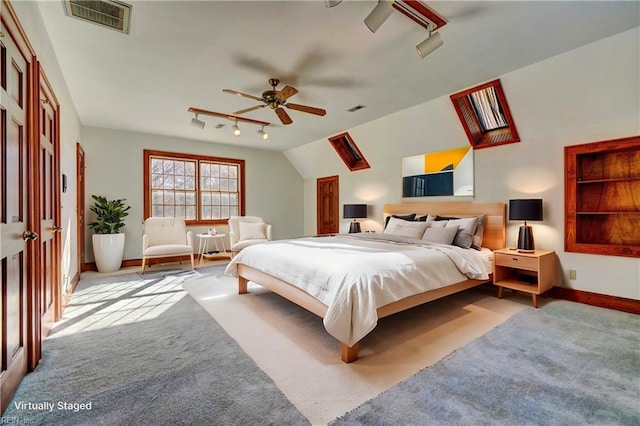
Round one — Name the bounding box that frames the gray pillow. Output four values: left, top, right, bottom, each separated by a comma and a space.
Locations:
422, 225, 459, 245
445, 216, 479, 249
471, 214, 486, 250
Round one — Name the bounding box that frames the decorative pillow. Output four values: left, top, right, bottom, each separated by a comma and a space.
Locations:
416, 214, 435, 226
422, 225, 459, 245
384, 216, 428, 239
429, 220, 448, 228
435, 215, 460, 221
445, 217, 479, 249
471, 214, 486, 250
384, 213, 416, 228
238, 221, 266, 241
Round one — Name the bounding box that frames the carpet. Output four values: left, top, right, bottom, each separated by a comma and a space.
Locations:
330, 300, 640, 425
3, 266, 309, 425
183, 272, 530, 425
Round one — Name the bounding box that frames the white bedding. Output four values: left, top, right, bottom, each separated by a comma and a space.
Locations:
225, 233, 489, 347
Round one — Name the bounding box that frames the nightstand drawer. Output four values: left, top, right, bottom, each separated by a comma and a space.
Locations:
494, 253, 538, 271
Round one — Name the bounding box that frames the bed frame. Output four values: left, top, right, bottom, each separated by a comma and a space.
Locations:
237, 201, 506, 363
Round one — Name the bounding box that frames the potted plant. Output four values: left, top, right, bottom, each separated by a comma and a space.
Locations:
89, 195, 131, 272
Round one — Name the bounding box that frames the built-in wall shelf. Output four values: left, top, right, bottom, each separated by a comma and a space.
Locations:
564, 135, 640, 257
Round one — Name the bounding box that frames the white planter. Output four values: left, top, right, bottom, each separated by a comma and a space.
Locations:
92, 233, 125, 273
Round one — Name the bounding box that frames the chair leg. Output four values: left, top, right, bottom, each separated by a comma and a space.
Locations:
190, 253, 195, 270
141, 257, 146, 274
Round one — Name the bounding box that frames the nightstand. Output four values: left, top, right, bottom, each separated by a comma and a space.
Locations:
493, 248, 556, 308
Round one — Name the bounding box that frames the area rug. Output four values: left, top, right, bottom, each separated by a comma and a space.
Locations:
330, 300, 640, 425
183, 272, 530, 425
3, 265, 309, 425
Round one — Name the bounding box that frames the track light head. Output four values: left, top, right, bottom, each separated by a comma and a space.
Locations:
364, 0, 394, 33
416, 30, 443, 59
191, 114, 205, 129
258, 126, 269, 140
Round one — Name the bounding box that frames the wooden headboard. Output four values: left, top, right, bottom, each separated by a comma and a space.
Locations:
383, 202, 506, 250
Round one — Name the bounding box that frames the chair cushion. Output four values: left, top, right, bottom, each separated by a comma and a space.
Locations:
144, 244, 193, 256
238, 221, 267, 241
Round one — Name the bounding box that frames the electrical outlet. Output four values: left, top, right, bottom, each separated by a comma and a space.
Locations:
569, 269, 577, 280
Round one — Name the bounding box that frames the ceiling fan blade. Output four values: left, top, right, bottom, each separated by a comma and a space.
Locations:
233, 105, 266, 115
223, 89, 263, 102
275, 85, 298, 102
275, 107, 293, 125
285, 103, 327, 116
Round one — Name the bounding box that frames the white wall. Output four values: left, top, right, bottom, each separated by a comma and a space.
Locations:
285, 28, 640, 300
11, 2, 83, 291
81, 127, 304, 262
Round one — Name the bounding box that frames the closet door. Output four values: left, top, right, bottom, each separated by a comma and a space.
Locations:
0, 20, 32, 411
37, 70, 61, 346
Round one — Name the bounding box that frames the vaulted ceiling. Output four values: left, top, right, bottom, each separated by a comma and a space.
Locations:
36, 1, 639, 151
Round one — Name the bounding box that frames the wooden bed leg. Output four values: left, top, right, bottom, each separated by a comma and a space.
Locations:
341, 342, 359, 363
238, 275, 248, 294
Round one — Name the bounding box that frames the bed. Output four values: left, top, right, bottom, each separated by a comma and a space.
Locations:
225, 202, 506, 363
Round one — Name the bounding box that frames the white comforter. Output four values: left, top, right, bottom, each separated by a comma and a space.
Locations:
225, 234, 488, 347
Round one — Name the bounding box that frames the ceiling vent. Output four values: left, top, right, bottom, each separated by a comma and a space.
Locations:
63, 0, 132, 34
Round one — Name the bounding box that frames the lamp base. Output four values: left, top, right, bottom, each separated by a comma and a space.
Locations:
349, 221, 361, 233
517, 225, 535, 252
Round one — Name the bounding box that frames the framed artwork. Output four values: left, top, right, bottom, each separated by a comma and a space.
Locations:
402, 146, 474, 197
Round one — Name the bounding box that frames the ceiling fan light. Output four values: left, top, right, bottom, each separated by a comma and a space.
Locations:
364, 0, 394, 33
191, 114, 205, 129
258, 127, 269, 140
233, 123, 241, 136
416, 31, 444, 58
324, 0, 342, 7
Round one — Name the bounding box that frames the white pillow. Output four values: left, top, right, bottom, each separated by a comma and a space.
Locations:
384, 216, 429, 239
429, 220, 447, 228
238, 221, 266, 241
422, 225, 459, 245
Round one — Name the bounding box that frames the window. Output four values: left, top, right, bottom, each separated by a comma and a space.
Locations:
328, 132, 370, 172
143, 150, 245, 224
450, 79, 520, 149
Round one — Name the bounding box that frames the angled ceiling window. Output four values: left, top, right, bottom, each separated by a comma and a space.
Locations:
328, 132, 370, 172
450, 79, 520, 149
64, 0, 133, 34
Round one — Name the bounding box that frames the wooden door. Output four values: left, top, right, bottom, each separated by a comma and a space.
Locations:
37, 71, 61, 343
316, 175, 339, 235
1, 19, 32, 411
77, 143, 86, 272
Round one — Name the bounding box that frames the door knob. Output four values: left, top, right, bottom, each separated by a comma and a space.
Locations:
22, 230, 39, 241
52, 226, 63, 232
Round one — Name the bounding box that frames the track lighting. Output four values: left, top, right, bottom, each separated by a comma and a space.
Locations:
232, 120, 241, 137
364, 0, 394, 33
257, 126, 269, 140
416, 24, 444, 59
191, 114, 205, 129
324, 0, 341, 7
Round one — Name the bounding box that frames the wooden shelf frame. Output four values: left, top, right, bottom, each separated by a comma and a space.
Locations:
565, 135, 640, 257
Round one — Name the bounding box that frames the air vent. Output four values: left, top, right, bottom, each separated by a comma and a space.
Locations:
215, 124, 225, 129
63, 0, 132, 34
347, 104, 366, 112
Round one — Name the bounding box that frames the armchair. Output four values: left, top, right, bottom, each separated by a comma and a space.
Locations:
228, 216, 272, 257
141, 217, 194, 274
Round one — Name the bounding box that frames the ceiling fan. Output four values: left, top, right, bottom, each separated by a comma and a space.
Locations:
223, 78, 326, 125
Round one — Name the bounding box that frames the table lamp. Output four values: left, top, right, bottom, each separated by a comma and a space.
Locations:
509, 199, 543, 252
343, 204, 367, 233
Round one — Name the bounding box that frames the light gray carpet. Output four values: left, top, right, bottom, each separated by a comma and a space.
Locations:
3, 265, 309, 425
331, 300, 640, 425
